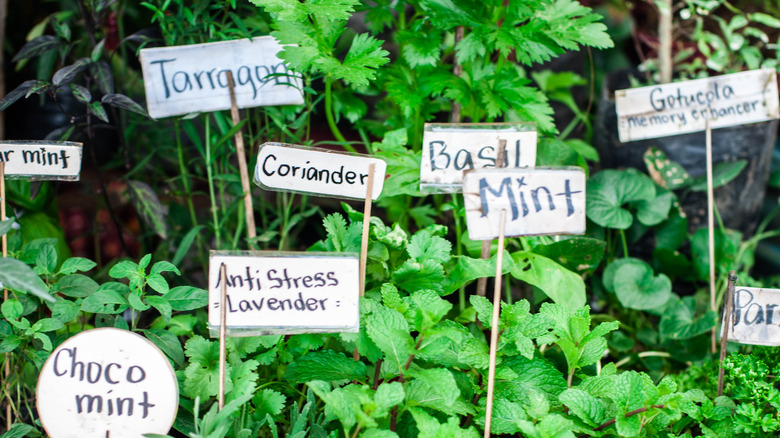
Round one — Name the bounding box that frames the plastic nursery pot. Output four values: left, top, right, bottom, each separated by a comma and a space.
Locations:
594, 68, 779, 236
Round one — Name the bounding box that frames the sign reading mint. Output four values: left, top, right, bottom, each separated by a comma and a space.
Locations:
725, 287, 780, 346
0, 141, 82, 180
616, 69, 780, 142
139, 37, 304, 118
208, 252, 360, 336
420, 123, 536, 192
463, 167, 586, 240
36, 328, 178, 438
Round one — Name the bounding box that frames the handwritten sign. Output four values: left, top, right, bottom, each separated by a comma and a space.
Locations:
463, 167, 586, 240
616, 69, 780, 142
420, 123, 536, 192
209, 252, 360, 335
254, 143, 386, 200
0, 141, 82, 180
725, 287, 780, 346
36, 328, 178, 438
139, 37, 304, 119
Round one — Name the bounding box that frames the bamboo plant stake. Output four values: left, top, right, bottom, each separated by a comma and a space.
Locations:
225, 71, 257, 247
360, 164, 376, 297
1, 161, 10, 429
706, 118, 717, 354
476, 140, 507, 297
218, 263, 228, 410
483, 209, 507, 438
717, 271, 737, 396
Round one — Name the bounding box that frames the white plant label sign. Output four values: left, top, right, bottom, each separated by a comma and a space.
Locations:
0, 141, 82, 180
208, 252, 360, 335
140, 37, 304, 119
725, 287, 780, 346
420, 123, 537, 192
254, 143, 386, 200
616, 68, 780, 142
36, 328, 178, 438
463, 167, 586, 240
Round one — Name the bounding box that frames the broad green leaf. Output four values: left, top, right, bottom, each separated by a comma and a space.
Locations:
35, 242, 57, 275
393, 259, 445, 294
360, 429, 399, 438
109, 260, 139, 280
146, 273, 169, 294
442, 251, 515, 295
612, 260, 672, 310
127, 180, 168, 239
510, 252, 585, 312
408, 407, 479, 438
147, 295, 172, 321
32, 318, 63, 333
533, 237, 606, 274
659, 296, 717, 341
151, 261, 180, 276
142, 328, 184, 367
632, 189, 673, 227
586, 169, 655, 229
365, 305, 415, 370
51, 299, 80, 323
691, 228, 741, 281
407, 232, 451, 264
410, 289, 452, 328
183, 336, 227, 400
58, 257, 96, 275
643, 147, 691, 190
654, 207, 688, 251
166, 286, 208, 311
307, 381, 361, 432
0, 258, 54, 302
285, 350, 367, 383
602, 258, 645, 293
406, 367, 460, 409
690, 160, 747, 192
1, 299, 23, 320
375, 381, 405, 414
80, 284, 129, 314
559, 388, 606, 427
486, 398, 528, 434
495, 354, 567, 408
0, 423, 36, 438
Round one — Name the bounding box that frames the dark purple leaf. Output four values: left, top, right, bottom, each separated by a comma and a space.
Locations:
89, 61, 114, 95
69, 83, 92, 103
88, 101, 109, 123
12, 36, 62, 62
126, 180, 168, 239
52, 58, 91, 86
0, 80, 44, 111
101, 94, 149, 118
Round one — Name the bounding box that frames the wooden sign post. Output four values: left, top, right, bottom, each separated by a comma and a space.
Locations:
36, 328, 178, 438
139, 37, 304, 119
615, 69, 780, 353
463, 167, 586, 438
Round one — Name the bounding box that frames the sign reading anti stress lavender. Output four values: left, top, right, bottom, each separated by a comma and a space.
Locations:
616, 69, 780, 142
140, 37, 304, 118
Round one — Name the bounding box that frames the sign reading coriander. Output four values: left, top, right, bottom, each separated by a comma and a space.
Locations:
36, 328, 178, 438
725, 287, 780, 346
616, 69, 780, 142
139, 37, 304, 119
254, 143, 386, 200
463, 167, 586, 240
0, 141, 82, 180
420, 123, 537, 192
209, 252, 360, 335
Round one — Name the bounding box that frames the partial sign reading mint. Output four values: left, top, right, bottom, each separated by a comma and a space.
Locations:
209, 252, 359, 336
616, 69, 780, 142
725, 287, 780, 346
36, 328, 178, 438
139, 37, 304, 119
254, 143, 386, 200
420, 123, 536, 192
0, 140, 82, 180
463, 167, 586, 240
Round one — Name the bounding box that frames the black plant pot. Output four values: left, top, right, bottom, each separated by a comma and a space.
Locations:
595, 69, 779, 236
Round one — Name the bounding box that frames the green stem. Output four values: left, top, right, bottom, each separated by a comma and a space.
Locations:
324, 76, 356, 153
619, 229, 629, 258
205, 114, 221, 249
452, 195, 466, 312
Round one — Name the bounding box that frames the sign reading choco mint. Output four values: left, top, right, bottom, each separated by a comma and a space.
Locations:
0, 141, 82, 180
726, 287, 780, 346
420, 123, 537, 192
139, 37, 304, 118
254, 143, 386, 200
463, 167, 586, 240
208, 252, 359, 335
36, 328, 178, 438
616, 69, 780, 142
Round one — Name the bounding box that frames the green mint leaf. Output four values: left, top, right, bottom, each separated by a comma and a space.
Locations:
365, 305, 414, 370
485, 398, 528, 434
495, 355, 567, 408
374, 381, 405, 416
406, 367, 460, 408
442, 252, 515, 295
285, 350, 367, 383
307, 381, 361, 432
559, 388, 606, 427
408, 407, 479, 437
410, 289, 452, 328
469, 295, 494, 329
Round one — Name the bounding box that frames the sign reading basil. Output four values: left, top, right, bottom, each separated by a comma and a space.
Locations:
463, 167, 586, 240
725, 287, 780, 346
208, 252, 360, 335
254, 143, 386, 200
420, 123, 537, 192
0, 141, 82, 180
615, 69, 780, 142
36, 328, 178, 438
139, 37, 304, 119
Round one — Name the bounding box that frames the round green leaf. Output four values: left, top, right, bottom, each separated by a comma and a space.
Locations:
586, 169, 656, 229
633, 190, 673, 226
613, 261, 672, 310
602, 257, 646, 293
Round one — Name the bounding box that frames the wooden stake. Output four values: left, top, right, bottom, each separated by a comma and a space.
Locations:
477, 140, 507, 297
658, 0, 673, 84
1, 161, 10, 430
225, 71, 257, 247
706, 117, 717, 354
718, 271, 737, 397
218, 263, 228, 411
484, 209, 506, 438
359, 164, 376, 297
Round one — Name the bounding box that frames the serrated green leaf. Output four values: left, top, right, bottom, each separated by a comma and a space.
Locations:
559, 388, 606, 427
407, 232, 451, 264
316, 33, 389, 88
253, 388, 287, 420
365, 305, 415, 370
285, 350, 367, 383
183, 335, 227, 400
393, 259, 445, 294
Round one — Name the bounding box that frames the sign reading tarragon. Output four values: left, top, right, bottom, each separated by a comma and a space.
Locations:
616, 69, 779, 142
464, 168, 586, 240
139, 37, 303, 118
